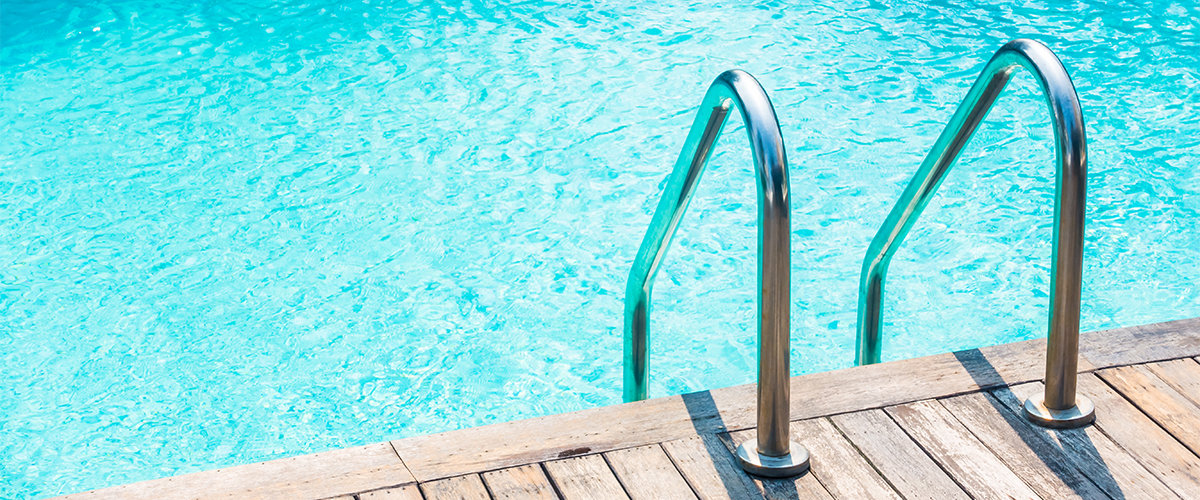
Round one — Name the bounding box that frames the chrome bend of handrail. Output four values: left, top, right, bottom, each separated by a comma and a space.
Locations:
623, 70, 808, 477
856, 39, 1094, 428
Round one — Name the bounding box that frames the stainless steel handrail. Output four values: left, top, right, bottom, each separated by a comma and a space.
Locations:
856, 39, 1094, 428
623, 69, 808, 477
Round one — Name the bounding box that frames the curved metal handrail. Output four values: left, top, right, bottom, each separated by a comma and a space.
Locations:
856, 39, 1094, 427
623, 70, 807, 476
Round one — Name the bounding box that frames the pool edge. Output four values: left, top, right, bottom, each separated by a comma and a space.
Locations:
56, 315, 1200, 499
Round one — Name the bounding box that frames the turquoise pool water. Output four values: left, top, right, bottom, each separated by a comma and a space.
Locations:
3, 0, 1199, 496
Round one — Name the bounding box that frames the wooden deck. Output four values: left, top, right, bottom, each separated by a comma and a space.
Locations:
65, 317, 1200, 499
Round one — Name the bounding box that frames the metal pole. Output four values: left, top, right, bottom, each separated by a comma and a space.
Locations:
854, 39, 1094, 428
622, 70, 808, 476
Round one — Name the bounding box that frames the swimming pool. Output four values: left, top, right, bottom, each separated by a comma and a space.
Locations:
2, 0, 1198, 496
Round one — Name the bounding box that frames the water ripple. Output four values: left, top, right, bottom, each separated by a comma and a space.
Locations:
2, 0, 1199, 497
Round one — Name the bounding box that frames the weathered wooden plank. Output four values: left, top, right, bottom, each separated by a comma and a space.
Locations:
1098, 364, 1200, 457
726, 430, 833, 499
393, 391, 711, 484
392, 333, 1070, 481
56, 442, 416, 500
605, 445, 697, 500
480, 464, 557, 500
419, 474, 490, 500
789, 418, 899, 499
543, 454, 629, 500
660, 435, 762, 500
997, 383, 1180, 499
1145, 358, 1200, 407
940, 391, 1104, 499
1080, 317, 1200, 368
358, 484, 425, 499
886, 400, 1039, 499
1075, 373, 1200, 498
829, 409, 967, 500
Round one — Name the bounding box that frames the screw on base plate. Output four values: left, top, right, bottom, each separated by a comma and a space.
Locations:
1023, 394, 1095, 429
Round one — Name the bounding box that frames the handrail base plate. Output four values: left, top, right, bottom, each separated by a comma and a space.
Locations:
735, 440, 810, 478
1023, 394, 1095, 428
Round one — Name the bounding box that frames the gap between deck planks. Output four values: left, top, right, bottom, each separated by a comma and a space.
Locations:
60, 317, 1200, 500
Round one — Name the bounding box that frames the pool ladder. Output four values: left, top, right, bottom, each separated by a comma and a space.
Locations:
857, 39, 1094, 428
622, 69, 809, 477
622, 39, 1093, 478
